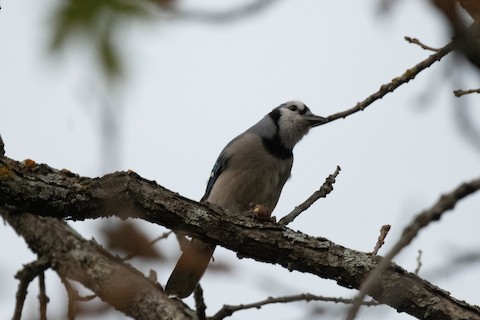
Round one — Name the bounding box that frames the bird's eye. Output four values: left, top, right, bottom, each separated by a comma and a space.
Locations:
288, 105, 298, 112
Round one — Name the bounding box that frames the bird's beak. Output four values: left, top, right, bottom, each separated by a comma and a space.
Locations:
305, 114, 328, 127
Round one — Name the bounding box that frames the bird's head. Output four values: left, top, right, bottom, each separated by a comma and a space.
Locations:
271, 100, 327, 150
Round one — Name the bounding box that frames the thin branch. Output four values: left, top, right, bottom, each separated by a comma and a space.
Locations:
64, 277, 77, 320
415, 250, 423, 276
60, 276, 96, 320
278, 166, 341, 225
38, 272, 49, 320
13, 257, 50, 320
345, 176, 480, 320
194, 284, 207, 320
404, 36, 441, 52
453, 88, 480, 97
210, 293, 379, 320
325, 41, 454, 123
371, 224, 391, 256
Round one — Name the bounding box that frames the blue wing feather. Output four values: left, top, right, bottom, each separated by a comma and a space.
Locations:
201, 152, 229, 202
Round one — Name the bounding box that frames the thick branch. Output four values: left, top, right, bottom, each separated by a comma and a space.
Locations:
1, 156, 479, 319
1, 207, 194, 320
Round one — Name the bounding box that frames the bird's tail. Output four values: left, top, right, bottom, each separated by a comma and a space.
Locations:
165, 239, 215, 298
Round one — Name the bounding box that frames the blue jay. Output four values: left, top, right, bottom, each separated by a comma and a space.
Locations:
165, 100, 327, 298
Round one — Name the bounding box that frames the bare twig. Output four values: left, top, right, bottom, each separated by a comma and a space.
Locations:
279, 166, 341, 226
371, 225, 391, 256
404, 36, 441, 52
13, 257, 50, 320
63, 278, 77, 320
38, 272, 49, 320
345, 176, 480, 320
325, 41, 454, 123
454, 88, 480, 97
60, 276, 96, 320
210, 293, 379, 320
194, 284, 207, 320
415, 250, 423, 275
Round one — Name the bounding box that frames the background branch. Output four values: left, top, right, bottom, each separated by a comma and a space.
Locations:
210, 293, 379, 320
1, 207, 195, 320
38, 272, 48, 320
13, 257, 50, 320
454, 88, 480, 97
345, 176, 480, 320
325, 41, 453, 123
404, 36, 441, 52
414, 250, 423, 276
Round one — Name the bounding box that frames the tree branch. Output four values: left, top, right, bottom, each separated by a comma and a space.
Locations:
60, 276, 96, 320
454, 87, 480, 97
38, 271, 49, 320
1, 207, 195, 320
13, 257, 50, 320
370, 224, 391, 256
414, 250, 423, 276
404, 36, 441, 52
210, 293, 379, 320
1, 155, 480, 320
345, 176, 480, 320
194, 285, 207, 320
278, 166, 341, 225
325, 41, 453, 123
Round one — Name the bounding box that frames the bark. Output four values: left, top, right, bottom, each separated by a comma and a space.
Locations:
1, 207, 194, 320
1, 155, 479, 320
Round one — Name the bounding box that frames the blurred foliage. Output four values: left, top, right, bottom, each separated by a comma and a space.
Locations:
49, 0, 157, 81
47, 0, 280, 83
103, 221, 165, 260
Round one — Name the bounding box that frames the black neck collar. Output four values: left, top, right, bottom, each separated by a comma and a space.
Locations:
263, 110, 293, 159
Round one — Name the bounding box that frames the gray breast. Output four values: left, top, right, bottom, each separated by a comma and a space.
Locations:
206, 133, 293, 214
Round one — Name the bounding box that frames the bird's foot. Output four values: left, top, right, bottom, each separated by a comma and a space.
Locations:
249, 203, 276, 222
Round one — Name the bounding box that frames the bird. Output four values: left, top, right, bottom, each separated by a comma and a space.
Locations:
165, 100, 327, 298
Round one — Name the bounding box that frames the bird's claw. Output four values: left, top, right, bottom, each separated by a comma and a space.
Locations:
249, 203, 276, 222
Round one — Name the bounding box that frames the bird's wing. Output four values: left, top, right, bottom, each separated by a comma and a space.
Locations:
201, 151, 230, 202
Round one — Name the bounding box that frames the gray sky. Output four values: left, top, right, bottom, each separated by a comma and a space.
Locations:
1, 0, 479, 319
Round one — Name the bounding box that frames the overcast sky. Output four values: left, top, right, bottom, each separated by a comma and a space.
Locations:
1, 0, 480, 319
